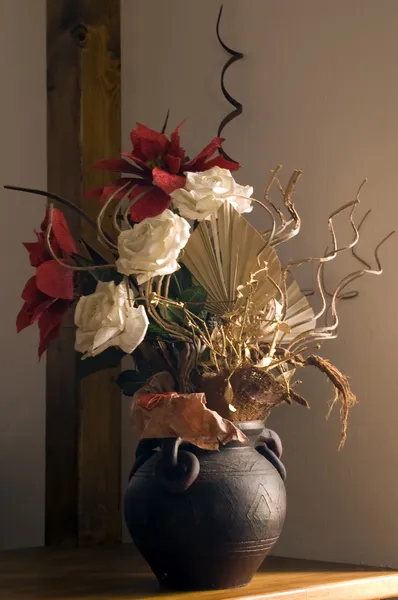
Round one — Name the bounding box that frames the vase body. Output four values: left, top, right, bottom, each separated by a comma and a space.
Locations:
124, 421, 286, 591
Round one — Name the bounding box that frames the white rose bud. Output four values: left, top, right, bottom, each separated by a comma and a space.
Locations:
74, 280, 148, 358
170, 166, 254, 221
116, 209, 191, 285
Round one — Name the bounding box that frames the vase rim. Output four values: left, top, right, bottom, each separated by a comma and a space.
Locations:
235, 420, 264, 433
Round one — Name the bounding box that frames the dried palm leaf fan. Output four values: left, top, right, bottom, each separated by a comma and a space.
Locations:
181, 201, 282, 316
260, 279, 317, 346
283, 280, 316, 341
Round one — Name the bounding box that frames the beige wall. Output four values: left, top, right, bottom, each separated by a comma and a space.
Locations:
0, 0, 46, 549
3, 0, 395, 559
122, 0, 398, 566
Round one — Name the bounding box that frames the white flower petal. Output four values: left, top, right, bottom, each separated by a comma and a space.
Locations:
116, 209, 190, 282
118, 305, 149, 353
75, 329, 95, 353
171, 166, 253, 221
92, 326, 121, 351
74, 281, 149, 358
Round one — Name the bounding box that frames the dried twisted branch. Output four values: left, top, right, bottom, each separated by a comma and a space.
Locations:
290, 227, 394, 356
260, 167, 303, 247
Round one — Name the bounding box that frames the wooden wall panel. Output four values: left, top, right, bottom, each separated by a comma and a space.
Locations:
46, 0, 121, 546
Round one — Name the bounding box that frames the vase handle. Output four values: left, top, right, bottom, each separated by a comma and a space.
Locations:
128, 438, 162, 481
155, 438, 200, 494
255, 429, 287, 482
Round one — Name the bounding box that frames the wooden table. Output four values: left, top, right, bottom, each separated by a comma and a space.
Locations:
1, 546, 398, 600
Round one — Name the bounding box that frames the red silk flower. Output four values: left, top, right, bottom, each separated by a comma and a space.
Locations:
87, 122, 240, 222
17, 209, 77, 358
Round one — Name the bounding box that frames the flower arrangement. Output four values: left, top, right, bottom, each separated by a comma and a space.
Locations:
7, 121, 393, 446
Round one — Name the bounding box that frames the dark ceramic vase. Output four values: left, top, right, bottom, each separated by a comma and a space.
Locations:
124, 421, 286, 591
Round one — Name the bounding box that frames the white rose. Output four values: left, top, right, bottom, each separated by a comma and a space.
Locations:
170, 166, 254, 221
74, 280, 148, 357
116, 209, 191, 285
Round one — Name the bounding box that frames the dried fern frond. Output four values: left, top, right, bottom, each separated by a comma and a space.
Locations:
181, 201, 281, 316
288, 389, 310, 408
305, 354, 357, 447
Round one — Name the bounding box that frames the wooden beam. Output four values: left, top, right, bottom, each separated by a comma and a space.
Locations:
46, 0, 121, 546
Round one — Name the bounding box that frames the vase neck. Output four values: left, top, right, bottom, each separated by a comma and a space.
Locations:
235, 421, 265, 447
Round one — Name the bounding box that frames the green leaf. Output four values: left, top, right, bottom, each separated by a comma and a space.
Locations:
116, 369, 148, 396
117, 354, 158, 395
146, 322, 173, 340
169, 265, 193, 299
73, 255, 98, 294
77, 347, 125, 379
159, 302, 186, 325
73, 254, 93, 269
180, 285, 207, 314
96, 269, 123, 284
73, 253, 123, 286
78, 239, 109, 265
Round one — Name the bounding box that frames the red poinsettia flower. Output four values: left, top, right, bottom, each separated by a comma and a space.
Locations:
17, 209, 77, 358
87, 121, 240, 222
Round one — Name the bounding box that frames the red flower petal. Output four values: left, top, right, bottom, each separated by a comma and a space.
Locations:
133, 123, 169, 147
85, 178, 150, 204
95, 158, 125, 171
201, 155, 241, 172
128, 184, 149, 201
38, 300, 69, 358
121, 153, 152, 174
36, 260, 75, 300
51, 208, 77, 255
21, 276, 41, 303
139, 139, 167, 162
16, 303, 34, 332
185, 137, 224, 171
130, 123, 169, 161
32, 297, 56, 321
130, 188, 171, 222
130, 131, 146, 161
99, 182, 136, 204
16, 296, 54, 332
40, 211, 49, 232
84, 186, 104, 198
23, 239, 49, 267
95, 157, 145, 177
152, 168, 185, 194
164, 154, 181, 174
169, 121, 186, 161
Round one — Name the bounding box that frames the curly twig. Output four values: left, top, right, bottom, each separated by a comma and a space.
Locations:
216, 4, 244, 164
260, 168, 302, 247
289, 228, 394, 355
